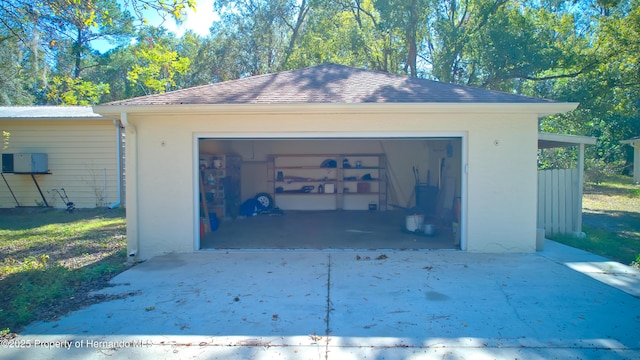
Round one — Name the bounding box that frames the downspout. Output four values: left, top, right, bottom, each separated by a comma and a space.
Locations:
120, 112, 139, 261
108, 119, 123, 209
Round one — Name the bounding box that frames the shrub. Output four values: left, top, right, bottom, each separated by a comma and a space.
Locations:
584, 158, 625, 184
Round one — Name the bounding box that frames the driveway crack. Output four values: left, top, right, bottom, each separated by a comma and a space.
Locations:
325, 254, 333, 359
497, 280, 536, 333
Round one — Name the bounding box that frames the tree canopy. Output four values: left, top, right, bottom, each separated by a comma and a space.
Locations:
0, 0, 637, 172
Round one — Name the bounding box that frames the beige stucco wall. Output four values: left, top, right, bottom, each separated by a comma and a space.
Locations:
116, 107, 539, 258
0, 120, 120, 208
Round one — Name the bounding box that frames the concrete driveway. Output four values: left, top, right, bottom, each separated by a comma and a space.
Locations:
3, 240, 640, 359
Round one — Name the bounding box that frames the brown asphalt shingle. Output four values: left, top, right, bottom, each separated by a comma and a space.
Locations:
103, 64, 554, 106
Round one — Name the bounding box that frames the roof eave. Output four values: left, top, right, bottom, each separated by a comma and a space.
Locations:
620, 137, 640, 145
538, 132, 597, 149
0, 106, 104, 120
0, 116, 106, 121
93, 102, 578, 117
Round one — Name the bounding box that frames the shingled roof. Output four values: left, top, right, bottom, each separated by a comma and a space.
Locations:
103, 64, 554, 106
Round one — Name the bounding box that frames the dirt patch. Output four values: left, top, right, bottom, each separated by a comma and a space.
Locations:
31, 275, 139, 326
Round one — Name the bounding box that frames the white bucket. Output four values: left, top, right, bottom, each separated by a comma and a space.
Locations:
405, 215, 424, 232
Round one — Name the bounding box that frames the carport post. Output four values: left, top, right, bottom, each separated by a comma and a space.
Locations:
620, 138, 640, 184
576, 143, 585, 236
635, 144, 640, 184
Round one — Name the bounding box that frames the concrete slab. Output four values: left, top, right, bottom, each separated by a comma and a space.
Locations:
540, 240, 640, 298
22, 252, 329, 343
3, 241, 639, 359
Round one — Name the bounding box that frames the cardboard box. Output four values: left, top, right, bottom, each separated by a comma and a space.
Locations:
324, 183, 335, 193
357, 182, 370, 193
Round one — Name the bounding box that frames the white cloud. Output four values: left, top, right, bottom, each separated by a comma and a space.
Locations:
163, 0, 218, 37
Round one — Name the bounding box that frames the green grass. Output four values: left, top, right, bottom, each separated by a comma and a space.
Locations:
553, 226, 639, 265
552, 175, 640, 267
0, 208, 128, 333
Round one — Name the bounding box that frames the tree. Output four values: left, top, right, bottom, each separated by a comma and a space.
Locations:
0, 0, 196, 42
212, 0, 314, 75
423, 0, 511, 83
535, 0, 639, 171
213, 0, 284, 75
46, 75, 110, 105
33, 0, 134, 104
0, 35, 37, 105
45, 0, 134, 79
0, 0, 196, 104
278, 0, 312, 70
2, 131, 9, 150
375, 0, 430, 77
127, 35, 191, 94
465, 4, 595, 90
0, 0, 637, 175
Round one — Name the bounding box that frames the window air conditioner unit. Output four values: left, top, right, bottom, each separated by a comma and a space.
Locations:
2, 153, 48, 173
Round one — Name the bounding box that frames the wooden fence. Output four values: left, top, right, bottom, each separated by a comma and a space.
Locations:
537, 168, 581, 236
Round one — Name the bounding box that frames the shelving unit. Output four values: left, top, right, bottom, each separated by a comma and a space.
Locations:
339, 154, 387, 211
268, 154, 387, 211
199, 154, 241, 223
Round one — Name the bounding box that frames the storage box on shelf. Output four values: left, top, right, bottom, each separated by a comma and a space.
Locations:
199, 154, 241, 222
267, 154, 387, 211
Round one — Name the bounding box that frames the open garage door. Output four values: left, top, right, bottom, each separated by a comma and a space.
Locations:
196, 137, 464, 250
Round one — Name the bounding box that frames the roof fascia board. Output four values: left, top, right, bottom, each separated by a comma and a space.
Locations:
620, 138, 640, 145
0, 116, 106, 121
94, 102, 578, 117
538, 132, 597, 147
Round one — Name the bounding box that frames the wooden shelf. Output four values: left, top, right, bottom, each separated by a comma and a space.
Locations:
274, 166, 332, 170
268, 154, 387, 211
342, 180, 381, 182
342, 167, 382, 170
271, 179, 338, 183
276, 193, 337, 196
199, 154, 241, 226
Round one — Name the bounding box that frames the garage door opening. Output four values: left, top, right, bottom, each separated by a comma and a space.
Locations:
197, 138, 463, 250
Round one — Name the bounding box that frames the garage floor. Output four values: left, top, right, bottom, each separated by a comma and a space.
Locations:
201, 210, 458, 250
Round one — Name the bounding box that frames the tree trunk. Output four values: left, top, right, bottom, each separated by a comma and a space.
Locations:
279, 0, 310, 70
406, 0, 418, 77
74, 27, 82, 79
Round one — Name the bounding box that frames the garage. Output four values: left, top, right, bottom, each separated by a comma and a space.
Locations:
93, 63, 577, 260
197, 137, 463, 250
